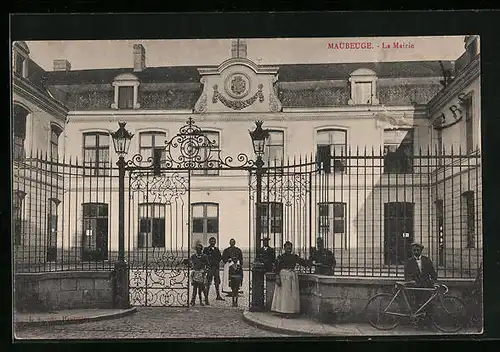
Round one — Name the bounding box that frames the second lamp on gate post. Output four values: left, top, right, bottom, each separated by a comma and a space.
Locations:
111, 122, 134, 309
249, 120, 269, 312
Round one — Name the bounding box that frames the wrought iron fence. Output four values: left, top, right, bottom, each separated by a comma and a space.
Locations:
13, 152, 119, 272
247, 147, 482, 279
13, 147, 482, 279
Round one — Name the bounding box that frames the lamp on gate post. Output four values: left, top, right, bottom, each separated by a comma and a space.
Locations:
111, 122, 134, 309
249, 120, 269, 311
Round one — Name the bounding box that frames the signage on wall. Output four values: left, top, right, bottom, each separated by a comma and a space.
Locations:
433, 92, 467, 130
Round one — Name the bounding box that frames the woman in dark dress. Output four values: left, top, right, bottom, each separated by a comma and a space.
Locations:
271, 241, 310, 315
189, 243, 209, 306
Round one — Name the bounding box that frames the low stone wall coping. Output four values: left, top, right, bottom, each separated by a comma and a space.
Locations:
16, 271, 113, 281
265, 273, 474, 286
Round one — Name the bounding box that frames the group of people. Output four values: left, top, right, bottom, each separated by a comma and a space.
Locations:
271, 238, 441, 321
255, 236, 337, 316
188, 235, 442, 322
187, 237, 244, 307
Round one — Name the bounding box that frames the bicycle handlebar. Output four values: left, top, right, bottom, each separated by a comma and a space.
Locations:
434, 284, 449, 295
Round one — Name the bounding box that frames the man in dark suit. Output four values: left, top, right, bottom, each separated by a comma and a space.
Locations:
309, 237, 336, 275
203, 236, 224, 303
404, 242, 438, 327
404, 242, 437, 287
256, 237, 276, 273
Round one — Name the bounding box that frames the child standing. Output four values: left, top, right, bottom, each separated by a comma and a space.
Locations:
190, 243, 209, 306
228, 257, 244, 307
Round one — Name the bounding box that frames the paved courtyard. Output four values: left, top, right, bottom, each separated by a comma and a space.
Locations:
14, 306, 288, 339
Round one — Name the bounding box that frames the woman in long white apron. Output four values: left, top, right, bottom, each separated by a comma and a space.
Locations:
222, 259, 232, 295
271, 241, 310, 316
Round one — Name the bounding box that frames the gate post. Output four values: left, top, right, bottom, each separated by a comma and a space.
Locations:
113, 154, 131, 309
111, 123, 133, 309
249, 121, 269, 312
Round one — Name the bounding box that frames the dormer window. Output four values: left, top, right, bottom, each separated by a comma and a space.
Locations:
118, 86, 134, 109
348, 68, 379, 106
111, 73, 140, 109
13, 41, 29, 78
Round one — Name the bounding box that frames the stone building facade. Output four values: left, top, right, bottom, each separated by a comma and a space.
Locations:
12, 38, 482, 276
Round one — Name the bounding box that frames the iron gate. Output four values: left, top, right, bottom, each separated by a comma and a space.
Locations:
126, 118, 255, 307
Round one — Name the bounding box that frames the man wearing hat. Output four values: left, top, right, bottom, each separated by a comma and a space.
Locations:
404, 242, 438, 328
404, 242, 437, 287
256, 237, 276, 273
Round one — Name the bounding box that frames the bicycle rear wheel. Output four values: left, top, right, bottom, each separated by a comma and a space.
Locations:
431, 295, 467, 333
365, 293, 402, 330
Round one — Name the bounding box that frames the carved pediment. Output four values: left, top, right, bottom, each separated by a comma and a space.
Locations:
194, 58, 282, 113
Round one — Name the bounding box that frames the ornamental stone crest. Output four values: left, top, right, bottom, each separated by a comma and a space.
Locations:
193, 58, 283, 113
225, 73, 251, 99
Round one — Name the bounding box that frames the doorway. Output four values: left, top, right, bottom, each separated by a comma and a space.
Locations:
82, 203, 109, 261
384, 202, 414, 265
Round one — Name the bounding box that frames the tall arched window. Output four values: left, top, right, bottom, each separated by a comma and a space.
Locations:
50, 124, 63, 161
13, 105, 29, 160
83, 132, 110, 176
316, 129, 347, 173
192, 131, 220, 176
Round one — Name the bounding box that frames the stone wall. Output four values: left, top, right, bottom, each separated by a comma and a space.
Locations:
265, 273, 479, 324
15, 271, 114, 312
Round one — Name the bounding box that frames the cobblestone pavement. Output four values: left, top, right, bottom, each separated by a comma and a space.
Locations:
14, 305, 289, 340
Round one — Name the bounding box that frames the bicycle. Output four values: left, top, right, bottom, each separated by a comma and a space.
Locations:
365, 281, 467, 333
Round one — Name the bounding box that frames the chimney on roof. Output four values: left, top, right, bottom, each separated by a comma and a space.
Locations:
231, 39, 247, 59
53, 59, 71, 72
133, 44, 146, 72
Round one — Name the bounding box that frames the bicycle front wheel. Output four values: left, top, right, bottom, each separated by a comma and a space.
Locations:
431, 295, 467, 333
365, 293, 402, 330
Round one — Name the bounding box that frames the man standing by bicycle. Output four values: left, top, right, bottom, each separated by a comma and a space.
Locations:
404, 242, 438, 327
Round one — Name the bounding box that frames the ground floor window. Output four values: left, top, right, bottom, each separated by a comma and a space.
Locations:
462, 191, 475, 249
82, 203, 109, 261
317, 202, 347, 249
13, 190, 26, 246
191, 203, 219, 248
46, 198, 60, 261
138, 203, 166, 248
260, 202, 283, 250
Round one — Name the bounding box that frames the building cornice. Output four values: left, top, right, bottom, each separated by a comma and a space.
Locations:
68, 109, 193, 117
283, 105, 427, 116
427, 55, 480, 117
66, 105, 427, 124
13, 76, 69, 121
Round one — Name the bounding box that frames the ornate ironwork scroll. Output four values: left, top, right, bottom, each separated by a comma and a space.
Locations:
125, 117, 255, 171
129, 170, 188, 205
250, 172, 311, 206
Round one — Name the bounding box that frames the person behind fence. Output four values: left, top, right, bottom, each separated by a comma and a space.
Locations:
228, 257, 244, 307
189, 243, 209, 306
222, 239, 243, 297
257, 237, 276, 273
309, 237, 336, 275
404, 242, 438, 326
203, 236, 224, 303
271, 241, 311, 317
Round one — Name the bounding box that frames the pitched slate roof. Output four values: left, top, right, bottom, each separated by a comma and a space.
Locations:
44, 66, 201, 85
277, 61, 453, 81
43, 60, 452, 86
